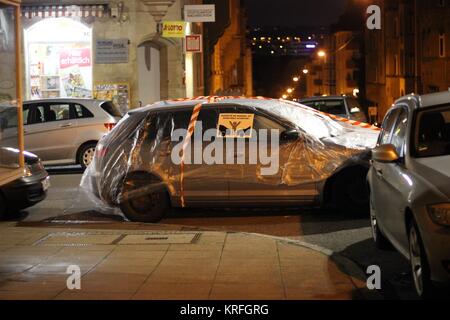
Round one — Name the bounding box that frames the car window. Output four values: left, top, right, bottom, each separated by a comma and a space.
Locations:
23, 106, 30, 125
26, 104, 45, 125
302, 99, 347, 115
253, 114, 286, 132
46, 104, 70, 122
414, 104, 450, 158
390, 108, 408, 156
378, 109, 400, 145
158, 109, 193, 139
196, 108, 218, 134
74, 104, 94, 119
346, 97, 366, 119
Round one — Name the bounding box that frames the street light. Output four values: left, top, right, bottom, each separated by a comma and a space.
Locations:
293, 77, 299, 82
302, 69, 309, 74
287, 88, 294, 94
282, 94, 288, 99
317, 50, 326, 58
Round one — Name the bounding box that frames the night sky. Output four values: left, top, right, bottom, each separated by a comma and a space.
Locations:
244, 0, 348, 27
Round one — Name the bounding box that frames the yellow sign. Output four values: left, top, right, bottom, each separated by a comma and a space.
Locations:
161, 21, 187, 38
217, 113, 254, 138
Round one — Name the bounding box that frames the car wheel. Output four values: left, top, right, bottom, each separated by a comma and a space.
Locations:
408, 219, 437, 299
77, 143, 97, 170
332, 168, 369, 215
119, 174, 170, 223
369, 195, 391, 250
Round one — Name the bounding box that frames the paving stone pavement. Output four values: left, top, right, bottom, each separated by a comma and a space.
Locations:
0, 222, 375, 300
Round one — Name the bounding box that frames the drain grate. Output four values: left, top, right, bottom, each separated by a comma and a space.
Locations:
118, 233, 200, 245
33, 232, 201, 246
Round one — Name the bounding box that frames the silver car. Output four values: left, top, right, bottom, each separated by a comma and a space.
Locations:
0, 98, 122, 168
368, 91, 450, 298
82, 97, 378, 222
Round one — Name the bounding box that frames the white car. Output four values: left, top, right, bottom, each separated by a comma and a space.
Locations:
0, 98, 122, 168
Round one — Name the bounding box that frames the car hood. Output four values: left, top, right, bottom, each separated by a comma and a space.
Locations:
413, 155, 450, 198
0, 147, 40, 165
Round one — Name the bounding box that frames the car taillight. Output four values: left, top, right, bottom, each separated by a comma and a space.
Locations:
104, 123, 116, 131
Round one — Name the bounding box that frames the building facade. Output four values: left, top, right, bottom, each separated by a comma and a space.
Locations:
365, 0, 450, 121
20, 0, 205, 110
305, 30, 361, 98
203, 0, 252, 96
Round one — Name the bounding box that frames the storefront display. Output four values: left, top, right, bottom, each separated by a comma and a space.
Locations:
94, 82, 130, 113
25, 17, 93, 100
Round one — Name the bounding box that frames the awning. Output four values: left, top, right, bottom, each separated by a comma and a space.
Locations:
21, 4, 107, 19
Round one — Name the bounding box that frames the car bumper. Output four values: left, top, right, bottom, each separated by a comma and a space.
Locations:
415, 206, 450, 285
1, 171, 49, 211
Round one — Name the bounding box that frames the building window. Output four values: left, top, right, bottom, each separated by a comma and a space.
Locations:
439, 33, 446, 57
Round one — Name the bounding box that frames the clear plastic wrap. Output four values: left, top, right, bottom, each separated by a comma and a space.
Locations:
80, 97, 379, 213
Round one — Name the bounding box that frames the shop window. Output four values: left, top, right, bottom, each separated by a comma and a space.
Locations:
25, 18, 93, 100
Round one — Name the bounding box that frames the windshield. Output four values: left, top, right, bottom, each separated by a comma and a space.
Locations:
301, 99, 347, 115
414, 105, 450, 158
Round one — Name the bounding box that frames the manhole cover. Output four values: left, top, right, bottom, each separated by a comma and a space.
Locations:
119, 233, 200, 245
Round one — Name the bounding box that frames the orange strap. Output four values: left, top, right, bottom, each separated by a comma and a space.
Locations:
179, 101, 207, 207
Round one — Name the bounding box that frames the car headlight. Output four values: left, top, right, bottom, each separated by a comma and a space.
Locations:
428, 203, 450, 227
24, 165, 33, 177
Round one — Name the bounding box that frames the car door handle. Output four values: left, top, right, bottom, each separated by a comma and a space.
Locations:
60, 123, 72, 128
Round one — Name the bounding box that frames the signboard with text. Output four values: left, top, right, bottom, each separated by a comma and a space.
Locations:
184, 4, 215, 22
161, 21, 186, 38
185, 34, 202, 53
60, 48, 91, 68
95, 39, 129, 64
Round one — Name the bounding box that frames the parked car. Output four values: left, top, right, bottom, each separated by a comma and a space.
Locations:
0, 147, 49, 218
368, 91, 450, 298
0, 98, 122, 169
82, 97, 379, 222
299, 96, 368, 123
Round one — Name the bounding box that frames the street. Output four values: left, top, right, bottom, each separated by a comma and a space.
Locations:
20, 169, 417, 300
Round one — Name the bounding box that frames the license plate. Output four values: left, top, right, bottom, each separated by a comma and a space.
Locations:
42, 178, 50, 191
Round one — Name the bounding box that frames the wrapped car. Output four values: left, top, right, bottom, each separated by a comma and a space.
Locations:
81, 97, 379, 222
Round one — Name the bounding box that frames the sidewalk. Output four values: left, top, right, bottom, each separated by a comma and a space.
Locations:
0, 221, 373, 300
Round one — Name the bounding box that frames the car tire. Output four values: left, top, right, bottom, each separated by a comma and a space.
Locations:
119, 174, 170, 223
408, 218, 438, 299
332, 168, 369, 215
369, 195, 391, 250
77, 142, 97, 170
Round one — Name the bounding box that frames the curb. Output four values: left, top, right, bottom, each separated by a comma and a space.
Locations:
239, 232, 383, 300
